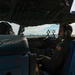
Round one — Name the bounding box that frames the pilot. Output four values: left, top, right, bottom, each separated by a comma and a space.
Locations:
39, 24, 74, 75
0, 22, 15, 35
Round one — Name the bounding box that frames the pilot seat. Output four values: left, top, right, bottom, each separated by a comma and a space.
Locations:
0, 35, 37, 75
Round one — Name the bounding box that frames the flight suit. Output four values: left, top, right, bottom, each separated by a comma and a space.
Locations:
40, 37, 74, 74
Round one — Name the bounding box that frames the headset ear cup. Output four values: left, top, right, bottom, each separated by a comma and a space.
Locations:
65, 30, 71, 36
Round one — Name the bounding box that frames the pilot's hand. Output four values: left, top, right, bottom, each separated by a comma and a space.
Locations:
38, 55, 51, 60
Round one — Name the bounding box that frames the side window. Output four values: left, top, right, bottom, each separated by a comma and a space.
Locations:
70, 23, 75, 36
70, 0, 75, 14
10, 23, 20, 35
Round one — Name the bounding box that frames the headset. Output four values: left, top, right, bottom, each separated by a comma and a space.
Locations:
64, 30, 72, 37
64, 24, 72, 37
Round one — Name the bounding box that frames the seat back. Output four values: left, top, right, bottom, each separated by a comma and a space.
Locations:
69, 41, 75, 75
61, 40, 75, 75
0, 35, 37, 75
0, 54, 29, 75
0, 35, 29, 55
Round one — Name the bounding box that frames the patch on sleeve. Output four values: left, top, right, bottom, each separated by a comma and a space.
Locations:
56, 45, 62, 51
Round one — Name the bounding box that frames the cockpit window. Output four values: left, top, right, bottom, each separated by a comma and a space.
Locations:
10, 22, 75, 37
70, 0, 75, 14
70, 23, 75, 36
10, 23, 20, 35
23, 24, 60, 38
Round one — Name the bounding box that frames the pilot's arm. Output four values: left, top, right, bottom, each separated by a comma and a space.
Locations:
49, 38, 72, 71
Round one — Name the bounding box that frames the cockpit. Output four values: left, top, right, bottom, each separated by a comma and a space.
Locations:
0, 0, 75, 75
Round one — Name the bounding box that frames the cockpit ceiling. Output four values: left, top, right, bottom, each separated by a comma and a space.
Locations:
0, 0, 75, 26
